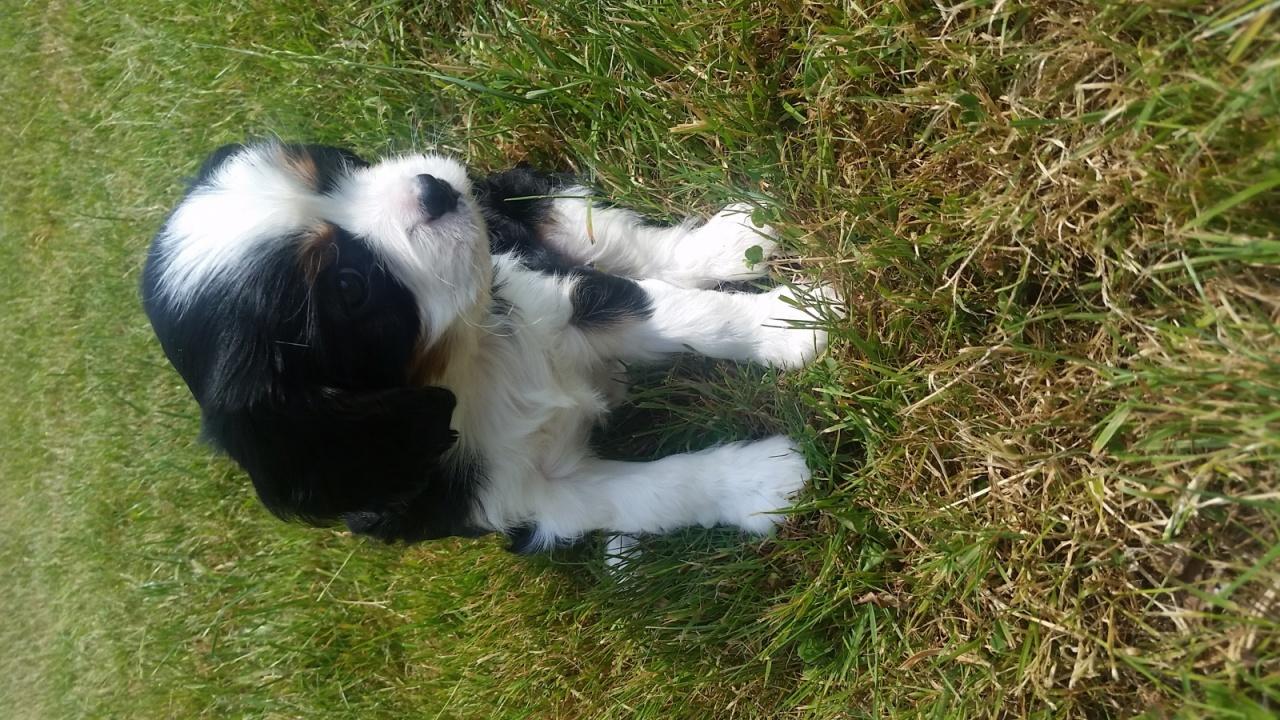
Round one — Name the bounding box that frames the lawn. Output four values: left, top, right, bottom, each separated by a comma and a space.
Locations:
1, 1, 1277, 717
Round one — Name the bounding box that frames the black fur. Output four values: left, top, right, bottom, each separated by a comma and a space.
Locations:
204, 386, 464, 527
191, 143, 248, 186
476, 165, 655, 328
504, 524, 541, 554
141, 224, 421, 409
191, 142, 368, 192
142, 144, 669, 548
570, 268, 653, 328
294, 144, 371, 192
476, 164, 575, 274
342, 451, 490, 543
141, 144, 481, 541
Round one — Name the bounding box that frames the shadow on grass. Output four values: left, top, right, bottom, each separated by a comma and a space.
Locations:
483, 355, 881, 701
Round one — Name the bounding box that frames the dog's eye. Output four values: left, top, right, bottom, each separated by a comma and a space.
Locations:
337, 269, 369, 311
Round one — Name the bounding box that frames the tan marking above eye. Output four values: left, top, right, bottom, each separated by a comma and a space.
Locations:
278, 146, 320, 191
296, 223, 338, 285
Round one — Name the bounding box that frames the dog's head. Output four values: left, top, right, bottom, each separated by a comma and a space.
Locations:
141, 142, 489, 538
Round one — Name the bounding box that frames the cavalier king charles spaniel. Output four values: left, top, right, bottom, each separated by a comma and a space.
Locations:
141, 142, 833, 556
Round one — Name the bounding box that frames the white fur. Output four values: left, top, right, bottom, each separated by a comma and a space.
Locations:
162, 147, 836, 551
326, 153, 490, 346
436, 251, 827, 549
155, 145, 326, 306
543, 188, 781, 288
579, 279, 830, 369
156, 145, 490, 346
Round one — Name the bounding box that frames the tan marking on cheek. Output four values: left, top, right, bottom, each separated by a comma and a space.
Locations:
407, 330, 453, 386
296, 223, 338, 285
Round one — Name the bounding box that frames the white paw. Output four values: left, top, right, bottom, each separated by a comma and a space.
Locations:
752, 284, 840, 370
718, 436, 809, 534
603, 532, 641, 572
674, 203, 781, 288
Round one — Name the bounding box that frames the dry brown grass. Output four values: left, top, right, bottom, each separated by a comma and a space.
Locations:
2, 0, 1277, 717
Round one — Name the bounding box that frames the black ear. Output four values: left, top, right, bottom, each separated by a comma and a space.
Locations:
294, 143, 369, 170
341, 453, 488, 544
203, 386, 479, 537
142, 141, 281, 411
141, 242, 311, 411
190, 143, 247, 187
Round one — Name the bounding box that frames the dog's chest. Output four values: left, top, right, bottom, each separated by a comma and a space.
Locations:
452, 314, 614, 478
525, 357, 612, 468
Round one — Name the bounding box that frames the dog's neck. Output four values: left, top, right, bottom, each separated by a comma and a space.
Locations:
427, 275, 526, 460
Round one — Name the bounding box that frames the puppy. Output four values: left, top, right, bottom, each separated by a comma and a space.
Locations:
141, 142, 832, 553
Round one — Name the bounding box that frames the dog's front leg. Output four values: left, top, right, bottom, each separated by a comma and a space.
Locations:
585, 277, 836, 369
543, 188, 780, 289
510, 437, 809, 551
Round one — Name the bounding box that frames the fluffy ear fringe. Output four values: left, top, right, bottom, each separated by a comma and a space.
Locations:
202, 385, 465, 526
341, 453, 487, 544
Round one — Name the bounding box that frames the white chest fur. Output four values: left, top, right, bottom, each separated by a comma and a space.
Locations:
443, 255, 619, 532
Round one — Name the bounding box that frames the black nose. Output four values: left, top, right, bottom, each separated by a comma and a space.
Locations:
415, 174, 460, 220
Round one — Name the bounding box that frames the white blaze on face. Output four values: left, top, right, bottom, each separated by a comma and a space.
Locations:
155, 145, 492, 348
327, 154, 490, 346
156, 146, 325, 306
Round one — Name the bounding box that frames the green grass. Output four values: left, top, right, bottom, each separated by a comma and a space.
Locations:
2, 1, 1278, 717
